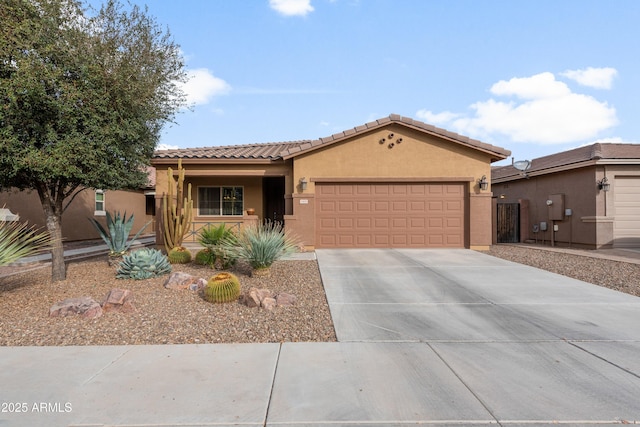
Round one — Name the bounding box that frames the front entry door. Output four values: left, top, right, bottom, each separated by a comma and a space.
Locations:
263, 177, 285, 224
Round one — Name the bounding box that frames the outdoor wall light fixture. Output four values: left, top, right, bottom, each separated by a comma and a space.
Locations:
598, 176, 610, 192
477, 175, 489, 191
299, 177, 308, 191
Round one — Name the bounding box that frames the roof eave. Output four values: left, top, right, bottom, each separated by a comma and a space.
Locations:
281, 120, 510, 160
493, 157, 640, 183
151, 157, 281, 165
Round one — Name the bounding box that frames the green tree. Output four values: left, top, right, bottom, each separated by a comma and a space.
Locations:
0, 0, 186, 281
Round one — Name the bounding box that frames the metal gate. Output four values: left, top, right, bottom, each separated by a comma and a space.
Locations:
497, 203, 520, 243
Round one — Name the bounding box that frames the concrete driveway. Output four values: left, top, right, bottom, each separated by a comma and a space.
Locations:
308, 248, 640, 424
2, 248, 640, 426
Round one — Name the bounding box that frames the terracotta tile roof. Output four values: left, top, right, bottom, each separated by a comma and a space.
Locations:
152, 114, 510, 162
492, 143, 640, 181
153, 141, 310, 160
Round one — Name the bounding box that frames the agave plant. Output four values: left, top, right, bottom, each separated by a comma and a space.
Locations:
88, 211, 151, 257
0, 220, 51, 266
221, 220, 297, 277
116, 248, 172, 280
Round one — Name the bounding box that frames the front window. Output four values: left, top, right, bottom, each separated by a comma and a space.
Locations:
198, 186, 243, 216
94, 190, 105, 216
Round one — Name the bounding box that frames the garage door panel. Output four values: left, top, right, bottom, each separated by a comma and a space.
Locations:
374, 201, 390, 212
614, 177, 640, 247
316, 183, 465, 248
374, 218, 390, 229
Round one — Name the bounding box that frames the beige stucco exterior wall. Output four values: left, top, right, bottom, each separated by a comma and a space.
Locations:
286, 124, 496, 249
152, 161, 292, 245
0, 188, 153, 242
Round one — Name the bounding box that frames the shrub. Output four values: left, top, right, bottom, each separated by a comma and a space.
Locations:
116, 248, 172, 280
221, 220, 297, 274
88, 211, 150, 257
168, 246, 192, 264
198, 223, 236, 247
0, 220, 51, 266
203, 272, 241, 303
198, 224, 238, 269
194, 248, 215, 266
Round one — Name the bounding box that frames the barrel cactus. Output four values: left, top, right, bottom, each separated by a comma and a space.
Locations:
203, 272, 241, 303
168, 246, 192, 264
194, 248, 215, 266
116, 248, 172, 280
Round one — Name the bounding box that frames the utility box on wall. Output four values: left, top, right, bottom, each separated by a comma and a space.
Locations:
547, 194, 565, 221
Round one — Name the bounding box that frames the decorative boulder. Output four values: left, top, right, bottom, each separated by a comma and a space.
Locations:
50, 297, 103, 319
276, 293, 297, 306
102, 288, 135, 313
261, 297, 277, 311
163, 272, 199, 290
243, 287, 273, 308
189, 278, 208, 292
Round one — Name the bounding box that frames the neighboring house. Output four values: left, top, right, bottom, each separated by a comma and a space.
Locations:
492, 143, 640, 249
0, 169, 156, 242
152, 114, 510, 250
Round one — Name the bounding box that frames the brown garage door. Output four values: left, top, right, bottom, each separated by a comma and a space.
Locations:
315, 182, 465, 248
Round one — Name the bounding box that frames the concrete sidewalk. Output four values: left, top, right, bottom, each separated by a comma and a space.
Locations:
1, 249, 639, 426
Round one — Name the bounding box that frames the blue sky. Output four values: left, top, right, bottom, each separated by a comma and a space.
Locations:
110, 0, 640, 165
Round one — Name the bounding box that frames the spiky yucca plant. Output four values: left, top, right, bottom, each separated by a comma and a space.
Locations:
116, 248, 172, 280
221, 220, 297, 277
0, 220, 51, 266
203, 272, 241, 303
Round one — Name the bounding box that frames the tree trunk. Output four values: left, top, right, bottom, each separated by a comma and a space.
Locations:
47, 214, 66, 281
37, 185, 67, 282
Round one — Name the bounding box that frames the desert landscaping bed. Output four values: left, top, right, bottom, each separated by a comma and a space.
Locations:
0, 257, 337, 346
486, 245, 640, 297
2, 244, 639, 347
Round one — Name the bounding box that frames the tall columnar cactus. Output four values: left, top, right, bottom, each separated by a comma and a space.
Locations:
162, 159, 193, 252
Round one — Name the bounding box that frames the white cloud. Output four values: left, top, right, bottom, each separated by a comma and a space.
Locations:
417, 71, 618, 145
269, 0, 314, 16
416, 109, 460, 125
560, 67, 618, 89
490, 72, 570, 99
179, 68, 231, 106
156, 143, 179, 150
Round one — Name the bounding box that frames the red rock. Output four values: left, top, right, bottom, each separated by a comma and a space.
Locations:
49, 297, 103, 319
276, 293, 297, 306
164, 272, 198, 290
262, 297, 277, 311
102, 288, 135, 313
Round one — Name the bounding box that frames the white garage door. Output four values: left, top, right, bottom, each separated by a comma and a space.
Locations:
315, 182, 466, 248
613, 176, 640, 247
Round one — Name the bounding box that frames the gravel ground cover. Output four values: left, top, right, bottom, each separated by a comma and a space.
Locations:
2, 244, 639, 347
0, 257, 336, 346
486, 245, 640, 297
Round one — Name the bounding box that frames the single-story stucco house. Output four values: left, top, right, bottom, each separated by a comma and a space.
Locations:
492, 142, 640, 249
0, 169, 156, 242
151, 114, 510, 250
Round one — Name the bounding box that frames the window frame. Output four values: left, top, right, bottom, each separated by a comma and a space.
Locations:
94, 189, 106, 216
197, 186, 244, 217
